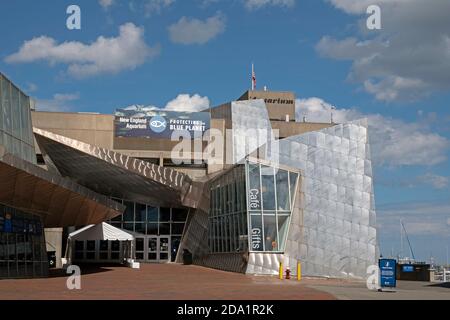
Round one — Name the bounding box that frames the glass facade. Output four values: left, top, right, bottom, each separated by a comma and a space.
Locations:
0, 73, 35, 163
208, 160, 299, 254
0, 204, 48, 278
208, 165, 248, 253
108, 198, 188, 237
246, 161, 299, 253
71, 198, 191, 263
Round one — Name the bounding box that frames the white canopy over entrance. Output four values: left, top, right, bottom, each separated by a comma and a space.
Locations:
68, 222, 134, 241
64, 222, 138, 268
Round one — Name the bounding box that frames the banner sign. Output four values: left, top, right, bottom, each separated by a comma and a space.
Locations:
114, 108, 210, 139
402, 265, 414, 273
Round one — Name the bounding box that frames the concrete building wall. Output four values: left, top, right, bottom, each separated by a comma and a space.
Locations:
31, 111, 227, 179
238, 90, 296, 121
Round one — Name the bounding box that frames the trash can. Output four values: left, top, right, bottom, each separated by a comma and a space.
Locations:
183, 249, 193, 265
47, 251, 56, 269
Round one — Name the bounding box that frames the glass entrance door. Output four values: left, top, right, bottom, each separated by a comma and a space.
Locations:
158, 237, 170, 262
135, 236, 170, 263
135, 237, 145, 261
147, 236, 158, 262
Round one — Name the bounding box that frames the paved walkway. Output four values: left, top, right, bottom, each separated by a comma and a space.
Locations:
308, 279, 450, 300
0, 264, 335, 300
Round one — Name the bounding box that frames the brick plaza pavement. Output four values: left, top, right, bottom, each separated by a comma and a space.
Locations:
0, 263, 337, 300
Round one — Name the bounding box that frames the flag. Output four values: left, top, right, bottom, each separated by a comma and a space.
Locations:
252, 63, 256, 90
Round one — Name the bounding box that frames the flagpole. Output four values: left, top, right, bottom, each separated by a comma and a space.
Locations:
251, 63, 255, 91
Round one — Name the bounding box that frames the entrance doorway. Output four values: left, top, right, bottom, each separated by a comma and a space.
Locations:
135, 236, 170, 263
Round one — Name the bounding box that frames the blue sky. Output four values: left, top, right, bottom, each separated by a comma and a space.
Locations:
1, 0, 449, 264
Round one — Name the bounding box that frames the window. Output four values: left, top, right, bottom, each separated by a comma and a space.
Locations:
111, 240, 120, 260
247, 161, 299, 253
36, 154, 45, 165
171, 223, 185, 235
147, 207, 158, 222
250, 215, 263, 252
99, 241, 108, 260
159, 208, 170, 222
208, 166, 247, 253
172, 208, 188, 222
135, 203, 146, 221
86, 240, 95, 251
263, 215, 277, 252
147, 223, 158, 235
135, 223, 145, 235
99, 240, 108, 251
276, 169, 290, 211
159, 223, 170, 235
123, 201, 134, 222
261, 166, 275, 211
86, 241, 96, 260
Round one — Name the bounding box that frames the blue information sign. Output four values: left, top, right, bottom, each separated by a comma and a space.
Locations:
402, 265, 414, 273
379, 259, 397, 288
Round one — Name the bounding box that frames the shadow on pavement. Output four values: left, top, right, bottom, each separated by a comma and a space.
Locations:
426, 282, 450, 288
48, 264, 126, 278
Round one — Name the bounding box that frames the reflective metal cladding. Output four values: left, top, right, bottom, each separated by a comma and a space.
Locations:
259, 118, 378, 279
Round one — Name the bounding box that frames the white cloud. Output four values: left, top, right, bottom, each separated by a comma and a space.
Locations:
144, 0, 175, 17
198, 0, 220, 8
168, 13, 226, 45
36, 93, 80, 112
244, 0, 295, 10
99, 0, 114, 9
123, 94, 210, 113
164, 94, 210, 112
296, 97, 450, 166
378, 173, 449, 190
26, 83, 38, 93
326, 0, 408, 14
418, 174, 449, 190
378, 201, 450, 237
5, 23, 159, 78
318, 0, 450, 102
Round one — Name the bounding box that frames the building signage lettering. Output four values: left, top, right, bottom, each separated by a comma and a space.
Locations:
249, 189, 260, 210
114, 108, 210, 139
252, 97, 294, 105
251, 228, 262, 250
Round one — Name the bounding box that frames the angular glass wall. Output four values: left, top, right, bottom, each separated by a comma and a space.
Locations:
107, 198, 188, 237
0, 204, 48, 278
0, 73, 35, 163
246, 161, 299, 253
208, 160, 299, 254
208, 165, 248, 253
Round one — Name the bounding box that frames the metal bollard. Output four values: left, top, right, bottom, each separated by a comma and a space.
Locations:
279, 262, 283, 280
297, 261, 302, 281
